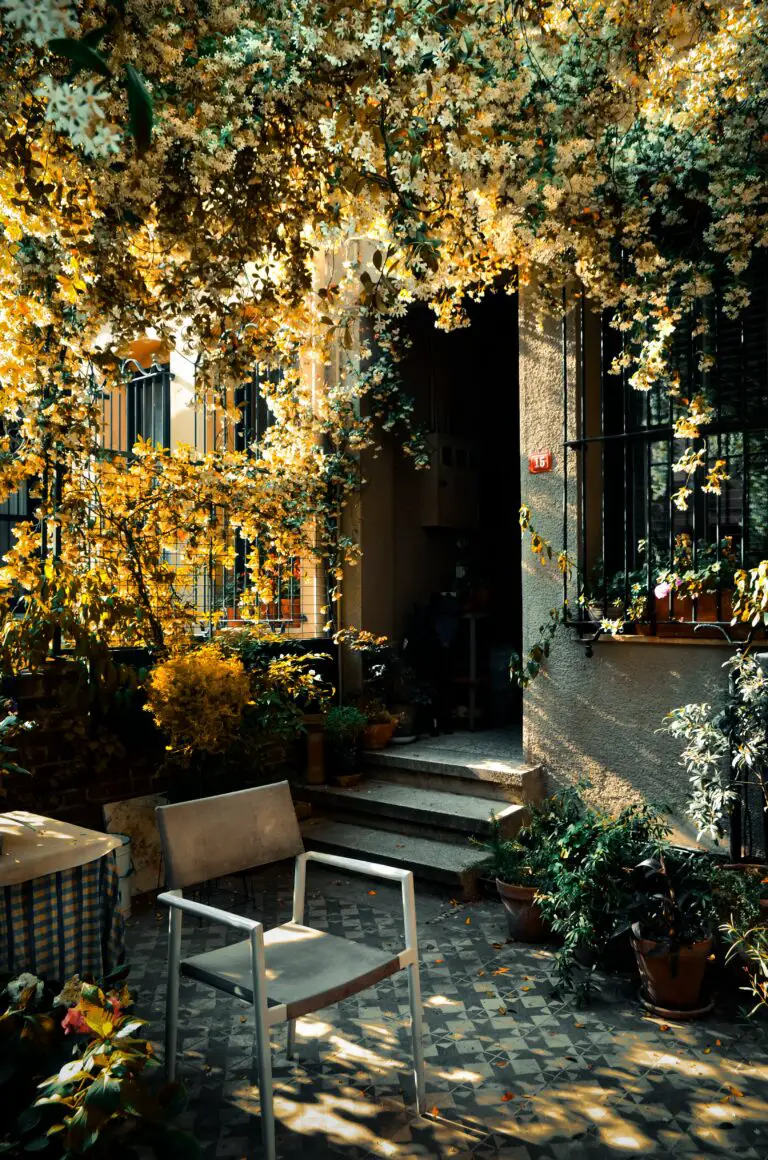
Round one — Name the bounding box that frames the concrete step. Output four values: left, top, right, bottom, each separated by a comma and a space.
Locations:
301, 778, 524, 842
300, 817, 489, 896
364, 747, 544, 804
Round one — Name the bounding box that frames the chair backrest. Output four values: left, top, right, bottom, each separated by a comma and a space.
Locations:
156, 781, 304, 889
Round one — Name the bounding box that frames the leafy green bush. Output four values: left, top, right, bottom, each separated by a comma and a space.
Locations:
475, 785, 585, 889
535, 795, 672, 996
325, 705, 367, 743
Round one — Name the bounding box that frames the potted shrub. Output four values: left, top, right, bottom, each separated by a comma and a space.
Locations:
535, 792, 671, 996
324, 705, 367, 782
626, 848, 719, 1015
360, 698, 396, 750
477, 816, 552, 942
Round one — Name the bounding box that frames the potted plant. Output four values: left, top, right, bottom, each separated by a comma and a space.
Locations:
360, 698, 396, 750
626, 847, 718, 1015
324, 705, 367, 783
477, 816, 552, 942
535, 792, 672, 996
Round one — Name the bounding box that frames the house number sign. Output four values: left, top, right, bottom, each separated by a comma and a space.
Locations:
528, 450, 553, 474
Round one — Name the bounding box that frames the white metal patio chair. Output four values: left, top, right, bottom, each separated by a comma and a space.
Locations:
155, 782, 425, 1160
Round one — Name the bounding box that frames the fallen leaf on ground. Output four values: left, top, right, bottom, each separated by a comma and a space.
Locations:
477, 970, 486, 977
493, 967, 510, 976
501, 1092, 515, 1102
434, 959, 444, 965
658, 1024, 671, 1032
492, 942, 504, 949
367, 890, 377, 896
449, 899, 459, 906
498, 1006, 507, 1016
465, 917, 472, 925
704, 1046, 711, 1054
429, 1106, 440, 1117
574, 1022, 585, 1029
521, 986, 531, 992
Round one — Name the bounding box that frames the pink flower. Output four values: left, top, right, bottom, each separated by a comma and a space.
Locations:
654, 581, 671, 599
61, 1006, 90, 1036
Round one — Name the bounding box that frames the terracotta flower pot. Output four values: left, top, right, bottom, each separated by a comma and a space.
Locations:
362, 722, 395, 750
496, 879, 551, 943
631, 934, 713, 1010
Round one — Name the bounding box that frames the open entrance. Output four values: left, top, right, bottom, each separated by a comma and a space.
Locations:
358, 291, 521, 738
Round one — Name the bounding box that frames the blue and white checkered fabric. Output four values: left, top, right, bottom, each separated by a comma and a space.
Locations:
0, 852, 125, 983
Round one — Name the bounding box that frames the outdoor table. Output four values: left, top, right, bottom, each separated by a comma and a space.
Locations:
0, 811, 125, 983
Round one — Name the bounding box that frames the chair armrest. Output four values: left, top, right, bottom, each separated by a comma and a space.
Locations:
157, 891, 262, 934
301, 850, 412, 883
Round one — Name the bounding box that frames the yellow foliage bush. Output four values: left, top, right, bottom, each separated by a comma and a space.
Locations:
146, 645, 252, 758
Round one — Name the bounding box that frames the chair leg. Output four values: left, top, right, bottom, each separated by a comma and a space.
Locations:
165, 907, 182, 1082
408, 961, 426, 1114
287, 1018, 297, 1061
253, 1008, 276, 1160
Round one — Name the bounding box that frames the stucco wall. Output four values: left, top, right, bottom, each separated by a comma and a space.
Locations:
518, 284, 732, 839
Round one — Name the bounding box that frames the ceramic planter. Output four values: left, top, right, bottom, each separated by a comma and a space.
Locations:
496, 879, 551, 943
631, 934, 713, 1010
362, 722, 395, 750
303, 712, 326, 785
326, 739, 362, 784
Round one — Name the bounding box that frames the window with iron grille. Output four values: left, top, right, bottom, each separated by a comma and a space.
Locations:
230, 369, 303, 627
126, 362, 171, 450
0, 480, 29, 559
569, 265, 768, 637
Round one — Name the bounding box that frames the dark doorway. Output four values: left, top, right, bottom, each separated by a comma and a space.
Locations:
391, 292, 521, 732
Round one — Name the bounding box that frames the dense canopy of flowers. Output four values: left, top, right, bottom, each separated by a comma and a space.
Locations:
1, 0, 766, 662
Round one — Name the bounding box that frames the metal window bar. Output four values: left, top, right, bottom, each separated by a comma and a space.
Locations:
124, 361, 172, 450
197, 369, 305, 633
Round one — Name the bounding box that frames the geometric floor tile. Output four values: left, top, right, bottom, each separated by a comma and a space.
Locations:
124, 865, 768, 1159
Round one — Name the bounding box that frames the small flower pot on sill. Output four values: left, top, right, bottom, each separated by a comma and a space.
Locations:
496, 879, 551, 943
362, 722, 395, 750
631, 933, 713, 1012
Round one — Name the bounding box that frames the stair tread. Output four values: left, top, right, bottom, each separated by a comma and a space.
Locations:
365, 748, 538, 778
305, 779, 521, 824
300, 818, 488, 875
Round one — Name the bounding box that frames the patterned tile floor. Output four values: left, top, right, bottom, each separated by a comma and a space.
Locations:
125, 866, 768, 1160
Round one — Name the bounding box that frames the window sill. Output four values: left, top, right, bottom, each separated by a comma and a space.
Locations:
574, 632, 738, 647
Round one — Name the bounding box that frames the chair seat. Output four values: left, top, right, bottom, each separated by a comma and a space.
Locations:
181, 922, 401, 1021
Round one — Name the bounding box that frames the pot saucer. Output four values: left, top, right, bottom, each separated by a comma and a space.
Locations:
639, 988, 714, 1022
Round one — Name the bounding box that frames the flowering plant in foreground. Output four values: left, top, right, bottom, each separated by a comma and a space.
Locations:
0, 972, 198, 1157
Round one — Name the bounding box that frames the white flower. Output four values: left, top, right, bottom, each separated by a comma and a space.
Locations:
5, 972, 44, 1004
0, 0, 76, 47
37, 76, 121, 158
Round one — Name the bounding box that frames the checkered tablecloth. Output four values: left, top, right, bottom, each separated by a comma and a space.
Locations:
0, 851, 125, 983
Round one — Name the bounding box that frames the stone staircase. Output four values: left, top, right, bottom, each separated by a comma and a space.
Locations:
299, 738, 545, 898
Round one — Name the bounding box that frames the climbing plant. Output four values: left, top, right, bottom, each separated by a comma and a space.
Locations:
1, 0, 767, 671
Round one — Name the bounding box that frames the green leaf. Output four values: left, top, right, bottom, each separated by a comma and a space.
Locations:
23, 1138, 50, 1153
125, 64, 153, 155
48, 38, 112, 79
162, 1128, 203, 1160
16, 1107, 43, 1135
85, 1074, 121, 1113
115, 1019, 147, 1038
81, 25, 111, 50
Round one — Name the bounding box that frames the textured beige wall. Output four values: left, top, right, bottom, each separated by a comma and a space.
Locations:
518, 284, 731, 839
